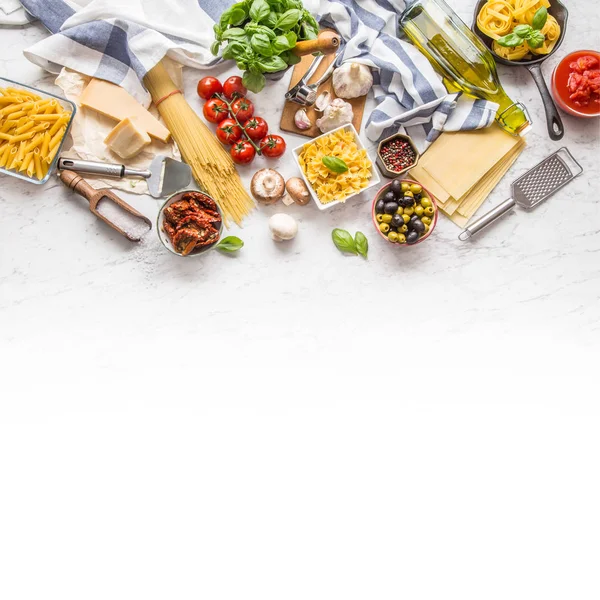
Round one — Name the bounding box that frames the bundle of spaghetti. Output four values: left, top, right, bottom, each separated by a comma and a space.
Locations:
143, 62, 254, 227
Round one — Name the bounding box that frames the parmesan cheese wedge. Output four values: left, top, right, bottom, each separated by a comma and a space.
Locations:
104, 117, 151, 159
80, 78, 171, 143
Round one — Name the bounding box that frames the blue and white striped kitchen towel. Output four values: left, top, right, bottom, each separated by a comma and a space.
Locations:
19, 0, 498, 150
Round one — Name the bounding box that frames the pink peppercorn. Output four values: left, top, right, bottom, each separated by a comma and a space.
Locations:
380, 138, 416, 172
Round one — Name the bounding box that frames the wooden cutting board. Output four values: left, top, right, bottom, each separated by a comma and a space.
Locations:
280, 53, 367, 138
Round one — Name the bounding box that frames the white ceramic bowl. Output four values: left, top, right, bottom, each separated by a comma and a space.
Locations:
292, 124, 381, 211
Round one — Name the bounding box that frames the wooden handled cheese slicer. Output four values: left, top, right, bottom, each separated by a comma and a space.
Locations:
57, 155, 192, 198
59, 170, 152, 242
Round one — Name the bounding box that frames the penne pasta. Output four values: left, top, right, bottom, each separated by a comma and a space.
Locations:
40, 131, 51, 159
9, 131, 35, 143
0, 131, 13, 141
6, 110, 27, 121
0, 142, 12, 167
33, 152, 43, 180
48, 116, 68, 136
49, 126, 65, 150
15, 120, 35, 135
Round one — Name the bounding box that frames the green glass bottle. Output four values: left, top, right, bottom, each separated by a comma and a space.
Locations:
399, 0, 530, 136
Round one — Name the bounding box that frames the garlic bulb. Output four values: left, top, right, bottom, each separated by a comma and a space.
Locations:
294, 108, 312, 130
316, 99, 354, 133
332, 62, 373, 99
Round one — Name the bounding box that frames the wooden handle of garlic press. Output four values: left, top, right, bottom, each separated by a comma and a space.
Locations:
292, 31, 340, 56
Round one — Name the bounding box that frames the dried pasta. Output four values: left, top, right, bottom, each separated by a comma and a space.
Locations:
478, 0, 559, 61
0, 85, 71, 180
298, 128, 372, 205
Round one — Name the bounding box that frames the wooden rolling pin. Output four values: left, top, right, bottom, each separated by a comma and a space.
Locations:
292, 31, 341, 57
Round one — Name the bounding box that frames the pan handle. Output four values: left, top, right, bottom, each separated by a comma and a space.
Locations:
458, 198, 516, 241
527, 63, 564, 141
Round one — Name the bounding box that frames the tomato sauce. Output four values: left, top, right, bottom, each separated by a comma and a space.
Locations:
552, 50, 600, 116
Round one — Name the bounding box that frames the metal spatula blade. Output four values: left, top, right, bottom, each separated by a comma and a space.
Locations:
148, 156, 192, 198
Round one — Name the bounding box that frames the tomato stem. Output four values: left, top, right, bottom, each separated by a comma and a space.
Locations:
215, 93, 262, 156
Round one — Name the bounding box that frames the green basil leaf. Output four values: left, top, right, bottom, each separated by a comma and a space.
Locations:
282, 51, 301, 66
222, 41, 247, 61
273, 34, 293, 53
527, 30, 545, 48
222, 27, 248, 41
249, 0, 270, 23
513, 24, 532, 38
216, 236, 244, 253
322, 156, 349, 173
496, 33, 525, 48
243, 69, 266, 92
211, 40, 221, 56
219, 7, 233, 28
264, 11, 278, 28
354, 232, 368, 258
285, 31, 297, 46
251, 33, 273, 56
332, 229, 357, 255
275, 8, 301, 31
256, 55, 287, 72
532, 6, 548, 30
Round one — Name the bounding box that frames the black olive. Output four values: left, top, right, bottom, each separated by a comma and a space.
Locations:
412, 218, 425, 234
390, 179, 402, 197
384, 201, 399, 214
401, 196, 414, 208
410, 214, 419, 222
391, 213, 403, 228
406, 230, 420, 244
384, 191, 396, 203
375, 199, 385, 213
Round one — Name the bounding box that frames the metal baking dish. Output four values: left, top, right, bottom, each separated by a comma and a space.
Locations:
0, 76, 76, 185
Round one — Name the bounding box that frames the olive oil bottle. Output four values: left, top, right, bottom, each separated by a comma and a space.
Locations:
399, 0, 530, 136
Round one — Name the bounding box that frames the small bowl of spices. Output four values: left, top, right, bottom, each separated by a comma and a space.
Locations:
376, 133, 419, 178
372, 179, 437, 246
158, 189, 223, 256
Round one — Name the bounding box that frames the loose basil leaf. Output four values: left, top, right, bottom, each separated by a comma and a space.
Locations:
222, 27, 248, 41
496, 33, 525, 48
249, 0, 270, 23
256, 55, 287, 72
532, 6, 548, 30
322, 156, 349, 173
332, 229, 358, 255
513, 24, 532, 38
216, 236, 244, 253
243, 69, 266, 92
275, 8, 302, 31
527, 30, 545, 48
355, 232, 368, 258
251, 33, 273, 56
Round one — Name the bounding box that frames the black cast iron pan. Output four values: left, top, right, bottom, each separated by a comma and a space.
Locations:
472, 0, 568, 140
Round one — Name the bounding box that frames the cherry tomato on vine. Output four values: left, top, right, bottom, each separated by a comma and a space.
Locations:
223, 76, 247, 100
203, 98, 229, 123
216, 118, 243, 145
259, 134, 286, 158
243, 116, 268, 141
231, 97, 254, 123
197, 77, 222, 100
231, 140, 256, 164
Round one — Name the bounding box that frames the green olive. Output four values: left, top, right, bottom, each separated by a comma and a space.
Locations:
379, 223, 390, 233
382, 214, 393, 223
410, 183, 422, 194
395, 206, 404, 215
422, 216, 432, 226
414, 205, 424, 217
401, 182, 410, 193
420, 197, 432, 208
424, 206, 434, 217
403, 190, 414, 198
376, 213, 385, 223
403, 206, 414, 217
423, 223, 430, 233
397, 233, 406, 244
402, 214, 411, 224
387, 231, 399, 243
400, 224, 408, 233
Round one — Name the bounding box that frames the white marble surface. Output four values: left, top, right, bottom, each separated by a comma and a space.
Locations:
0, 7, 599, 370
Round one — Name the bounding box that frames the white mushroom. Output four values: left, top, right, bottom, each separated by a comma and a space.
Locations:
269, 213, 298, 242
250, 168, 286, 205
285, 177, 311, 206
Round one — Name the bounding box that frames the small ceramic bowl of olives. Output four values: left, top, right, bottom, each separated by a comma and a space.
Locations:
371, 179, 438, 246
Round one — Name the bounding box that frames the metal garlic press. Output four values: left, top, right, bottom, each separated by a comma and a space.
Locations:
285, 54, 338, 106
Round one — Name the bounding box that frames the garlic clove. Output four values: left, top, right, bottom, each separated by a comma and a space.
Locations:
294, 108, 312, 130
314, 90, 331, 113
